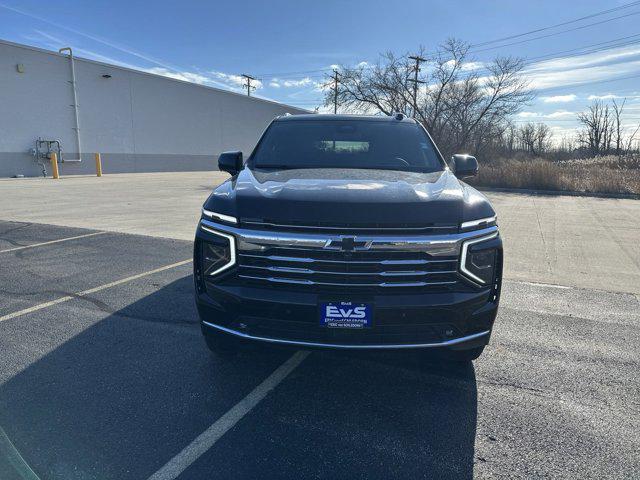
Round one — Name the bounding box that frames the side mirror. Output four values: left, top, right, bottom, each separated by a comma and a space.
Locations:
451, 154, 478, 179
218, 151, 243, 175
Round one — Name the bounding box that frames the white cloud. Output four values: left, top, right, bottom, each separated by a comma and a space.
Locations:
516, 110, 576, 120
442, 60, 485, 71
523, 44, 640, 91
23, 26, 247, 93
587, 94, 621, 100
266, 76, 314, 88
546, 110, 576, 118
517, 111, 539, 118
146, 67, 210, 85
210, 71, 262, 89
141, 67, 256, 92
460, 61, 485, 72
542, 94, 577, 103
282, 77, 313, 88
5, 4, 183, 73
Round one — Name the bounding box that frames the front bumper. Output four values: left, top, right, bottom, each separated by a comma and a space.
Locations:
196, 283, 498, 350
201, 320, 491, 349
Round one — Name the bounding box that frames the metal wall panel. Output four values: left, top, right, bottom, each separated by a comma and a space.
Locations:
0, 40, 308, 177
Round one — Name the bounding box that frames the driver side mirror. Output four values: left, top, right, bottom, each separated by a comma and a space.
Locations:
218, 151, 243, 175
451, 154, 478, 179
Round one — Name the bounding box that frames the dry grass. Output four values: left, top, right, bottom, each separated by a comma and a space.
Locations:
469, 155, 640, 195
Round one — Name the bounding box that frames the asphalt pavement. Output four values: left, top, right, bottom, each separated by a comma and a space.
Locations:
0, 219, 638, 479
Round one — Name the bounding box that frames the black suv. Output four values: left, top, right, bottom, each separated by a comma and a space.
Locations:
194, 114, 502, 361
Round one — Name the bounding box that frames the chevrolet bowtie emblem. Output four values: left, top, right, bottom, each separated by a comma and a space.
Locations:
324, 236, 371, 252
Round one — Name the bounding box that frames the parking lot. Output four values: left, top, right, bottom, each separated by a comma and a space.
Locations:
1, 173, 639, 479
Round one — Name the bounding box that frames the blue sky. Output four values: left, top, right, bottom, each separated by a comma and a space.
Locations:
2, 0, 640, 138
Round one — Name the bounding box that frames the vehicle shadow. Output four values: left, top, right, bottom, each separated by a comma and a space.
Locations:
0, 276, 478, 479
261, 348, 479, 479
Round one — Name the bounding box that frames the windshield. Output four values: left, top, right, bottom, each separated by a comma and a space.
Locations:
251, 119, 444, 172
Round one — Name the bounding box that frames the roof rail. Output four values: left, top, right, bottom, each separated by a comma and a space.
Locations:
392, 112, 404, 120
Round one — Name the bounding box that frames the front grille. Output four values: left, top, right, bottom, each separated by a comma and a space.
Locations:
236, 246, 460, 291
198, 218, 500, 293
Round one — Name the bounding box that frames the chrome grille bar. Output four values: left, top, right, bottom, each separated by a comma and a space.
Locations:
238, 274, 457, 288
240, 264, 456, 277
238, 253, 455, 265
201, 219, 497, 256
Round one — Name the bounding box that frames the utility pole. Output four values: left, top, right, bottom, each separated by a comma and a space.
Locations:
407, 55, 426, 117
241, 74, 257, 97
331, 69, 340, 114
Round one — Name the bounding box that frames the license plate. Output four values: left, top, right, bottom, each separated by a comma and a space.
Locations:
319, 302, 372, 329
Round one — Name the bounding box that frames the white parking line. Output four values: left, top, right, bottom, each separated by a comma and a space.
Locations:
0, 425, 41, 480
0, 231, 107, 254
513, 280, 572, 290
0, 259, 192, 323
147, 350, 310, 480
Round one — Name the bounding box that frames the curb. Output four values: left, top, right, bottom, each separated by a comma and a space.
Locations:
476, 186, 640, 200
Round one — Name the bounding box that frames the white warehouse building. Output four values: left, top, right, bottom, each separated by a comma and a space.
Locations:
0, 39, 308, 178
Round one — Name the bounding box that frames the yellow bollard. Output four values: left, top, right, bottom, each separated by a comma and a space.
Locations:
95, 153, 103, 177
50, 152, 60, 179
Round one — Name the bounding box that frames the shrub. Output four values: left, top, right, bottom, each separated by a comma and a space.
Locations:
468, 156, 639, 195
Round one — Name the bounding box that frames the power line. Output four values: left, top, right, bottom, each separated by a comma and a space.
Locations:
453, 34, 640, 78
534, 72, 640, 93
512, 117, 640, 123
253, 67, 331, 77
248, 0, 640, 80
469, 10, 640, 54
521, 33, 640, 65
251, 1, 640, 80
275, 34, 640, 86
470, 1, 640, 48
407, 33, 640, 89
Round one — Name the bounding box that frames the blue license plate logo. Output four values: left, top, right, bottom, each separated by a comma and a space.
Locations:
320, 302, 372, 329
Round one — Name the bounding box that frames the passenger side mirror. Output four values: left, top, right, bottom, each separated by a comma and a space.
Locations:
451, 154, 478, 179
218, 151, 243, 175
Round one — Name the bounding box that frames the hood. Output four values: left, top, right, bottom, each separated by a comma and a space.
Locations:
204, 168, 495, 228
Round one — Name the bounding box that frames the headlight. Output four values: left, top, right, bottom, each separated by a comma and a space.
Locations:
201, 208, 237, 225
460, 215, 496, 231
200, 225, 236, 276
460, 232, 499, 285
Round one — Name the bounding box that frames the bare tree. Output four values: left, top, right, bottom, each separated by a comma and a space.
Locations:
518, 123, 537, 155
577, 100, 614, 156
516, 123, 551, 156
612, 99, 626, 156
325, 39, 533, 156
624, 123, 640, 154
535, 123, 552, 155
505, 124, 517, 156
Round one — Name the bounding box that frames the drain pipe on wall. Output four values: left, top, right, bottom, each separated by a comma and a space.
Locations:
59, 47, 82, 163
